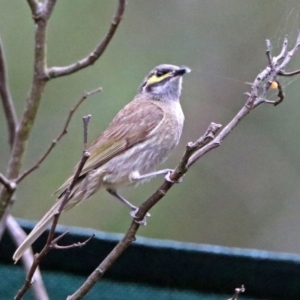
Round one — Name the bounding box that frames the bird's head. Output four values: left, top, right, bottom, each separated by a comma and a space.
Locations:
139, 64, 191, 101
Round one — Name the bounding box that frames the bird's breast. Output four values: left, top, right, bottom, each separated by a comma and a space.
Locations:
100, 100, 184, 188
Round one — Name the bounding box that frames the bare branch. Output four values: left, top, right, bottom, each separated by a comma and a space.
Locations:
47, 0, 126, 79
0, 1, 50, 229
66, 122, 222, 300
7, 215, 49, 300
67, 222, 138, 300
0, 36, 17, 148
17, 88, 101, 184
42, 0, 57, 20
173, 122, 222, 177
67, 34, 300, 299
15, 117, 91, 300
26, 0, 41, 16
274, 35, 288, 61
52, 233, 95, 250
0, 173, 16, 191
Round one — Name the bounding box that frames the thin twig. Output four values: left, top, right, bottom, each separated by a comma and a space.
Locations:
47, 0, 126, 79
66, 122, 221, 300
67, 33, 300, 300
42, 0, 57, 20
274, 35, 288, 61
7, 215, 49, 300
26, 0, 40, 16
0, 36, 17, 148
17, 88, 101, 184
174, 122, 222, 176
52, 234, 95, 250
14, 117, 92, 300
0, 0, 52, 235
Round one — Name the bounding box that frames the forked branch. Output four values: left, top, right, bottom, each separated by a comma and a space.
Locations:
17, 87, 102, 184
47, 0, 125, 79
14, 116, 92, 300
67, 32, 300, 299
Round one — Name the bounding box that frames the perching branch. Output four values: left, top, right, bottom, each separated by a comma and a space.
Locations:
14, 116, 92, 300
67, 122, 222, 300
17, 87, 102, 184
7, 215, 49, 300
67, 33, 300, 299
186, 31, 300, 168
0, 36, 17, 148
47, 0, 125, 79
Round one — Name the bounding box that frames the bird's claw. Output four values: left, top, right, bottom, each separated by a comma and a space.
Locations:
165, 170, 182, 183
130, 209, 150, 226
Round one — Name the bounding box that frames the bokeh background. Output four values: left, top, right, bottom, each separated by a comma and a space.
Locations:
1, 0, 300, 253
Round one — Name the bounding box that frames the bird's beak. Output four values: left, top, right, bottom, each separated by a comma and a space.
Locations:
173, 67, 191, 77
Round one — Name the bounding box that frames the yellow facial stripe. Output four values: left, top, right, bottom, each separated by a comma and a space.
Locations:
146, 72, 172, 86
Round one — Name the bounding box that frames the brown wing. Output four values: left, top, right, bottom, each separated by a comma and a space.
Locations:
55, 97, 164, 195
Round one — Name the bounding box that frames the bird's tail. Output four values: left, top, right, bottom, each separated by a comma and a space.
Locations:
13, 200, 62, 263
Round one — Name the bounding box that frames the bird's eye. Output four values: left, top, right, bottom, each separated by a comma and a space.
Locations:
156, 70, 164, 77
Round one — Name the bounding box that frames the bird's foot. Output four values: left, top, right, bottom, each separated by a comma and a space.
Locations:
130, 209, 150, 226
165, 170, 182, 183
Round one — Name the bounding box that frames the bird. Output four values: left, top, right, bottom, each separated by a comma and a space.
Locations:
13, 64, 190, 262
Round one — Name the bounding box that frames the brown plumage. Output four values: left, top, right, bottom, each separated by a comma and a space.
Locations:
13, 64, 190, 262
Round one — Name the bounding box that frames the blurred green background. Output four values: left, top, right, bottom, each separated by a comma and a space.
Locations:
1, 0, 300, 253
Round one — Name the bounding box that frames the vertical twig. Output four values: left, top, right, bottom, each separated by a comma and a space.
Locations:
0, 1, 58, 234
16, 88, 101, 184
0, 36, 17, 148
14, 116, 91, 300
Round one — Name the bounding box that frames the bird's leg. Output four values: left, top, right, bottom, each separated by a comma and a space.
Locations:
106, 187, 137, 210
130, 169, 182, 183
106, 188, 150, 225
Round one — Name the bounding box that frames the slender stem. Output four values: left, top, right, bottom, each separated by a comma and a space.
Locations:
67, 33, 300, 299
66, 123, 221, 300
15, 117, 91, 299
0, 10, 50, 235
0, 36, 17, 148
47, 0, 126, 79
14, 152, 90, 299
43, 0, 57, 20
17, 88, 101, 184
26, 0, 40, 16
